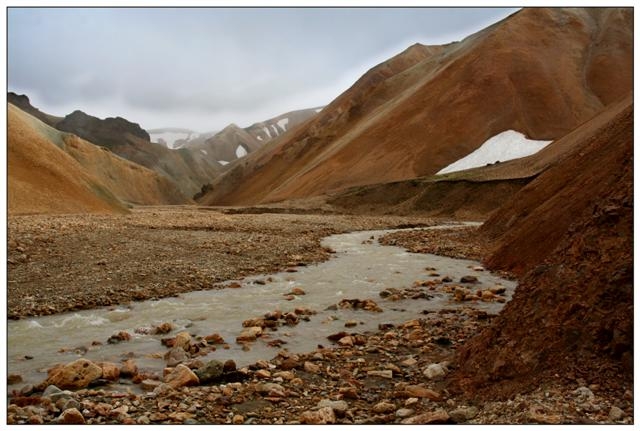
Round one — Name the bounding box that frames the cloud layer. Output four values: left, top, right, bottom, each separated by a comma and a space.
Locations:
9, 7, 517, 131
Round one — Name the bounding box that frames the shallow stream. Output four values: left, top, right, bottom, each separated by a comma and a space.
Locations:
8, 225, 516, 389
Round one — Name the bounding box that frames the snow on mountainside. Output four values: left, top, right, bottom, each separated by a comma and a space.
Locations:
437, 131, 552, 175
148, 128, 215, 149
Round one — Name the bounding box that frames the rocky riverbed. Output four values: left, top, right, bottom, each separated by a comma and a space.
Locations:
7, 208, 633, 424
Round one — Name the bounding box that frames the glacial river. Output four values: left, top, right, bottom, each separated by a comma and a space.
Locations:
8, 225, 516, 389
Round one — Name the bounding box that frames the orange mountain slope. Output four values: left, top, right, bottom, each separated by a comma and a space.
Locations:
198, 7, 632, 206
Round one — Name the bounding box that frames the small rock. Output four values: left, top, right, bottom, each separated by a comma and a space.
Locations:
396, 408, 415, 418
405, 397, 419, 406
304, 361, 321, 374
255, 369, 271, 379
344, 320, 358, 328
609, 406, 624, 422
97, 362, 120, 381
223, 359, 237, 372
367, 370, 393, 379
401, 357, 418, 367
472, 266, 484, 271
401, 409, 450, 424
153, 322, 174, 334
204, 333, 225, 344
423, 363, 446, 379
120, 359, 138, 378
8, 374, 23, 385
401, 385, 441, 400
449, 406, 478, 423
489, 285, 506, 295
43, 384, 63, 397
58, 408, 85, 424
300, 406, 336, 424
107, 331, 131, 344
290, 287, 306, 295
137, 416, 151, 425
195, 360, 224, 384
460, 275, 478, 284
316, 399, 349, 417
164, 364, 199, 389
165, 347, 189, 367
173, 332, 192, 350
255, 382, 286, 397
233, 414, 245, 424
338, 336, 354, 346
236, 327, 262, 343
140, 379, 162, 391
339, 386, 359, 399
572, 386, 595, 403
372, 401, 396, 414
28, 415, 44, 424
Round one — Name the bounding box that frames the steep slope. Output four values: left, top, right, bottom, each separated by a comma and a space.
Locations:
185, 107, 321, 165
8, 104, 188, 214
328, 94, 632, 218
454, 98, 633, 399
52, 109, 221, 198
9, 104, 126, 214
199, 7, 632, 206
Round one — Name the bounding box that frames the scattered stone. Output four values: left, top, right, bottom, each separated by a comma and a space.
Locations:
373, 401, 396, 414
195, 360, 224, 384
165, 347, 189, 367
449, 406, 478, 423
173, 332, 192, 350
97, 362, 120, 381
255, 382, 286, 397
423, 363, 446, 379
344, 320, 358, 328
572, 386, 595, 403
337, 298, 383, 312
290, 287, 306, 295
153, 322, 174, 334
164, 364, 199, 389
401, 409, 450, 424
300, 406, 336, 424
609, 406, 624, 422
303, 361, 321, 374
223, 360, 237, 372
255, 369, 271, 379
396, 408, 415, 418
43, 384, 63, 397
236, 327, 262, 343
233, 414, 245, 424
58, 408, 85, 425
46, 358, 103, 390
8, 374, 23, 385
317, 399, 349, 417
28, 414, 44, 424
107, 331, 131, 344
400, 385, 441, 401
120, 359, 138, 378
140, 379, 162, 391
460, 275, 479, 284
204, 333, 225, 344
367, 370, 393, 379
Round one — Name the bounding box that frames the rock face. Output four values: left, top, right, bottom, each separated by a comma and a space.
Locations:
46, 359, 103, 390
198, 7, 632, 207
455, 98, 633, 399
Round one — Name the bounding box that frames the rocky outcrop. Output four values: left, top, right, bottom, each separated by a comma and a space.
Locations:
56, 110, 150, 150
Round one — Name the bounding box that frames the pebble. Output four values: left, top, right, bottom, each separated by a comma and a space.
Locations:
303, 361, 321, 374
608, 406, 624, 422
58, 408, 85, 425
300, 406, 336, 424
401, 409, 450, 424
423, 363, 446, 379
316, 399, 349, 416
233, 414, 245, 424
372, 402, 396, 414
449, 406, 478, 423
396, 408, 415, 418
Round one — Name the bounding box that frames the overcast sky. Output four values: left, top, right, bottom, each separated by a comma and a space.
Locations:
8, 7, 517, 132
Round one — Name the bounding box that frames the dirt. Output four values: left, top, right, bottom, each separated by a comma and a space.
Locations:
7, 207, 434, 319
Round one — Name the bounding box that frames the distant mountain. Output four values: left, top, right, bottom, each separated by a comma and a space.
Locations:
197, 7, 632, 206
148, 128, 216, 150
8, 104, 188, 214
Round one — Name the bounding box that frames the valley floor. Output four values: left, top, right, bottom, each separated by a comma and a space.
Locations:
6, 207, 632, 424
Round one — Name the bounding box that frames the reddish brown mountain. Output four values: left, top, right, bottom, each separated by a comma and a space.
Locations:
8, 104, 187, 215
454, 97, 633, 399
198, 7, 632, 206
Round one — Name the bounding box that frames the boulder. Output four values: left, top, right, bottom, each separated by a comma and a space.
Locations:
164, 364, 199, 389
46, 359, 102, 390
194, 360, 224, 384
58, 408, 86, 424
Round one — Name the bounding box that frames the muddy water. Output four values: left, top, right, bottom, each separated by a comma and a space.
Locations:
8, 226, 516, 389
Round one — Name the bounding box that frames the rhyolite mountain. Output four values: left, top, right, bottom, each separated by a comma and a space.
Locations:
196, 7, 632, 206
8, 104, 188, 214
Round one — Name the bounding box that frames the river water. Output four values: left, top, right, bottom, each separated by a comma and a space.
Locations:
8, 225, 516, 388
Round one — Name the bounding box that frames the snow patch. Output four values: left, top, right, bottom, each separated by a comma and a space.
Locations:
437, 130, 552, 175
256, 136, 263, 141
218, 160, 229, 166
271, 125, 279, 136
236, 145, 248, 158
315, 108, 323, 113
200, 149, 208, 155
277, 118, 289, 131
263, 127, 272, 139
